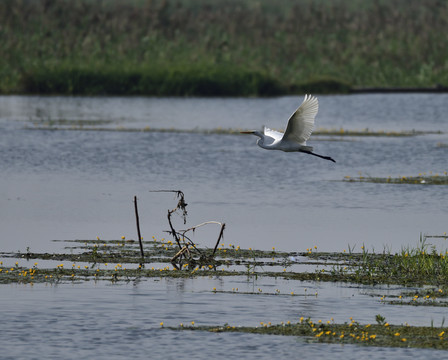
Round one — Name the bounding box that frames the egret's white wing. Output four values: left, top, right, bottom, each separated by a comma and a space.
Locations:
264, 127, 283, 141
283, 94, 318, 145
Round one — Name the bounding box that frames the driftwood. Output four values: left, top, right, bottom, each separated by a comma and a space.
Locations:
150, 190, 226, 270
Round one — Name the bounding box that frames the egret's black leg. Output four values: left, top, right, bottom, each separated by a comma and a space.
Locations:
302, 150, 336, 163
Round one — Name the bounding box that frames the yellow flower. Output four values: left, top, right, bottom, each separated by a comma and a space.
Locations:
191, 321, 195, 326
160, 322, 164, 327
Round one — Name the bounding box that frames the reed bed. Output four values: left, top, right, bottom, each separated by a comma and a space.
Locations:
1, 0, 448, 95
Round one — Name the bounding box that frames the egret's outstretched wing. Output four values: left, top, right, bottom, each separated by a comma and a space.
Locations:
282, 94, 318, 145
264, 127, 283, 141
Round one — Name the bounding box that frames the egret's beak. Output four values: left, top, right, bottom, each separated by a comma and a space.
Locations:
240, 131, 255, 134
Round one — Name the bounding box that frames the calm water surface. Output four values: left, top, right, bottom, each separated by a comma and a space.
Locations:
1, 94, 448, 359
1, 94, 447, 253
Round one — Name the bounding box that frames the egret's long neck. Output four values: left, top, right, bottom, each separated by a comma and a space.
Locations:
256, 137, 271, 149
252, 131, 272, 150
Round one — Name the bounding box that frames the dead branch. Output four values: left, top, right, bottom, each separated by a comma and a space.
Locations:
171, 246, 191, 270
149, 190, 187, 224
133, 196, 145, 260
212, 223, 226, 256
150, 190, 226, 271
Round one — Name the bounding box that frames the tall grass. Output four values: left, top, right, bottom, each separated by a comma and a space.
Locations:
1, 0, 448, 95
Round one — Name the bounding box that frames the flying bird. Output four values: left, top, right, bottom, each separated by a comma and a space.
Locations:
241, 95, 335, 162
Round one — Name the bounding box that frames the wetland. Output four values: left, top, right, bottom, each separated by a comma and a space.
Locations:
1, 94, 448, 359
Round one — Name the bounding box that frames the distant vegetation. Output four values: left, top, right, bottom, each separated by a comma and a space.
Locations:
1, 0, 447, 96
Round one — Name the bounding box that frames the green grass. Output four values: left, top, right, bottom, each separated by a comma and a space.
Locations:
329, 236, 448, 285
1, 0, 448, 95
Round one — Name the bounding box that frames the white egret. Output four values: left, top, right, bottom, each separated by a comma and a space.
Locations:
241, 95, 336, 163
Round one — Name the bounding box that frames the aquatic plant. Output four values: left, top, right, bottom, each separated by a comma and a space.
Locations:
27, 123, 443, 138
343, 172, 448, 185
2, 233, 448, 288
173, 315, 448, 350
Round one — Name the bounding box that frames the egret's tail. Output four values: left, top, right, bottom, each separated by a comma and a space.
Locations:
299, 145, 313, 152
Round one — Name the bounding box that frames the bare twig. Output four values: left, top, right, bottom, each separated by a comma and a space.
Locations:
149, 190, 187, 224
171, 246, 191, 269
167, 209, 182, 249
133, 196, 145, 260
150, 190, 226, 270
212, 223, 226, 256
164, 230, 203, 255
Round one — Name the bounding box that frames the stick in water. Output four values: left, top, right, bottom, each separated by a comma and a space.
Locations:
134, 196, 145, 260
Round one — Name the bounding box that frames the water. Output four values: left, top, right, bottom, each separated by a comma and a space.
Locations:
1, 94, 447, 253
1, 94, 448, 358
1, 280, 447, 359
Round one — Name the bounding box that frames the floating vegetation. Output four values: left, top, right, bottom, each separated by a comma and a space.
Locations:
2, 234, 448, 290
172, 316, 448, 350
314, 127, 443, 137
343, 172, 448, 185
26, 123, 444, 138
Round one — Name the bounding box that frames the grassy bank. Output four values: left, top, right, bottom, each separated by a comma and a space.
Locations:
1, 0, 448, 95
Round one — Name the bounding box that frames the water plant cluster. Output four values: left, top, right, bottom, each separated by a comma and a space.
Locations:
2, 235, 448, 289
2, 0, 447, 95
344, 172, 448, 185
175, 316, 448, 350
27, 120, 443, 138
